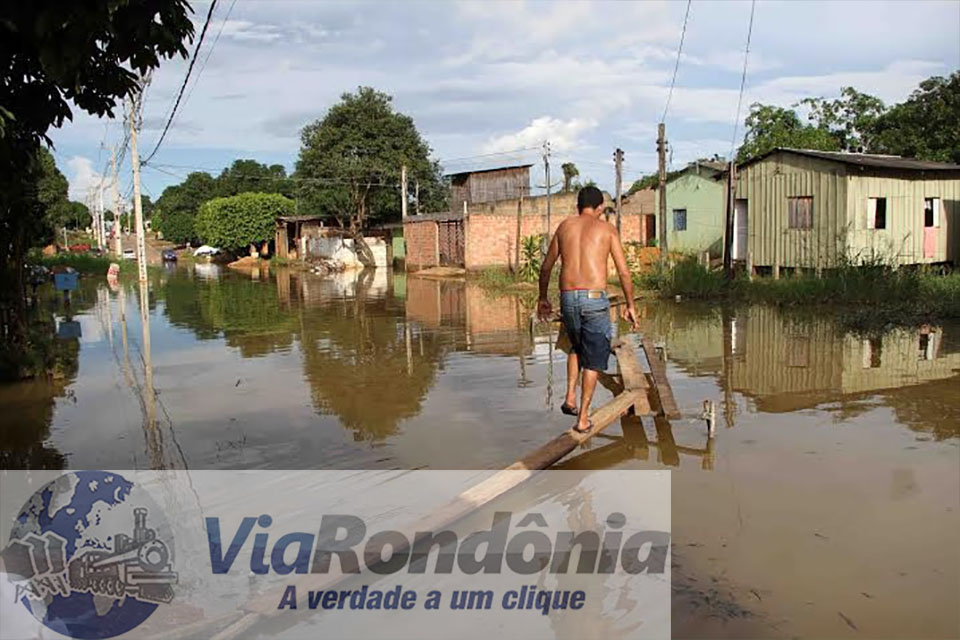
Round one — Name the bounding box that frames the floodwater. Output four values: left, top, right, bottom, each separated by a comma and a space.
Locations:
2, 264, 958, 639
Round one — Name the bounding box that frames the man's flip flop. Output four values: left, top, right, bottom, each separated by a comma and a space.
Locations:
560, 403, 579, 416
573, 420, 593, 434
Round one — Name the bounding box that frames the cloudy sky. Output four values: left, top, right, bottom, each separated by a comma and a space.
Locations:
51, 0, 959, 205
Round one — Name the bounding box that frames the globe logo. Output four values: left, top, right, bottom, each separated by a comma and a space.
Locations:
2, 471, 177, 639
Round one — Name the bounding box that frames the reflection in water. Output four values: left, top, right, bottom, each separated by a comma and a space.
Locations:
1, 266, 958, 638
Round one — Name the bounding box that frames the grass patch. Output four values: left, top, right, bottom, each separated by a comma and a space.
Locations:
33, 252, 121, 274
638, 256, 960, 329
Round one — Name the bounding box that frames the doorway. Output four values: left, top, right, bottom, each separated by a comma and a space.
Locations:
923, 197, 939, 259
733, 199, 748, 261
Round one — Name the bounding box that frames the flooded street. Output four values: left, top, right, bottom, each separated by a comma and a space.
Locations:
3, 265, 958, 639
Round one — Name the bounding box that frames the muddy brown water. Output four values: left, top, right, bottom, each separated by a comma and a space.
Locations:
2, 264, 958, 639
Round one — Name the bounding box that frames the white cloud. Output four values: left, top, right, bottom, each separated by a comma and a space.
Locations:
481, 117, 598, 154
219, 20, 284, 43
66, 156, 104, 202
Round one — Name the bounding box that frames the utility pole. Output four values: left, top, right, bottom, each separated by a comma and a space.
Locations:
722, 160, 737, 279
657, 123, 668, 265
129, 92, 148, 282
515, 185, 524, 280
111, 145, 122, 258
613, 148, 624, 235
401, 164, 408, 220
415, 179, 420, 215
98, 179, 106, 252
543, 141, 551, 256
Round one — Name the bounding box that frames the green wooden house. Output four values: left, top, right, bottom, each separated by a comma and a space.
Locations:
658, 160, 727, 257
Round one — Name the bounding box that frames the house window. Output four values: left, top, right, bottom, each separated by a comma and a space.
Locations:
788, 196, 813, 229
673, 208, 687, 231
867, 197, 887, 230
924, 197, 940, 228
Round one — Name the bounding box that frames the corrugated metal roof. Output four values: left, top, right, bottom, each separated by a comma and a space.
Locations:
444, 163, 533, 178
741, 148, 960, 171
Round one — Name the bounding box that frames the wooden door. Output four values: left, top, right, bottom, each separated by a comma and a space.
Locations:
438, 220, 464, 266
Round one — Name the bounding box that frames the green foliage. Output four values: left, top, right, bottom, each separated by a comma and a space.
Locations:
34, 252, 116, 274
518, 234, 543, 282
152, 171, 217, 244
295, 87, 447, 229
637, 256, 960, 327
737, 103, 840, 162
799, 87, 886, 152
0, 1, 193, 149
195, 192, 293, 251
560, 162, 579, 192
871, 72, 960, 164
216, 159, 293, 198
64, 201, 91, 229
627, 169, 682, 195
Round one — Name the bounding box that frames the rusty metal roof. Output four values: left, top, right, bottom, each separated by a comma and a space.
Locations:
741, 148, 960, 171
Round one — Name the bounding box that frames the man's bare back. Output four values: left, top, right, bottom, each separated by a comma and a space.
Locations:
554, 214, 616, 291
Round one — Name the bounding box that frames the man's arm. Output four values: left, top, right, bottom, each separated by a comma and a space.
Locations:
610, 229, 639, 329
537, 232, 560, 320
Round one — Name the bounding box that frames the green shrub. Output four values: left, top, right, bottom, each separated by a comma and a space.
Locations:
518, 234, 543, 282
196, 192, 293, 252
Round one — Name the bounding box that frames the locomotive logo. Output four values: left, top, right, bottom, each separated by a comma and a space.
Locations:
2, 471, 177, 639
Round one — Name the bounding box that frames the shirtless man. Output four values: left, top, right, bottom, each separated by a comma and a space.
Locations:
537, 186, 639, 433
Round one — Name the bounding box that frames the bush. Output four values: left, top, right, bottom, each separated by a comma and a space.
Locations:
195, 192, 293, 252
154, 209, 199, 245
518, 234, 543, 282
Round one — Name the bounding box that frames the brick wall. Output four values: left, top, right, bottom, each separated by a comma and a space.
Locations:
404, 220, 438, 269
464, 192, 652, 270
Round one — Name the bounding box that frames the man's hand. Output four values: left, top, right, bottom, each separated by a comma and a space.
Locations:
537, 298, 553, 322
622, 305, 640, 331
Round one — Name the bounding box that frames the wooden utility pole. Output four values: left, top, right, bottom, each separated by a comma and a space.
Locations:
415, 179, 420, 215
543, 141, 551, 256
657, 124, 668, 264
98, 179, 106, 251
515, 185, 524, 280
614, 148, 624, 235
111, 145, 122, 258
401, 164, 408, 220
722, 160, 737, 279
129, 93, 147, 282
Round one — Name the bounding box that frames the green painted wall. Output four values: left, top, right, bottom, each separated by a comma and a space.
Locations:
392, 235, 406, 259
657, 168, 725, 256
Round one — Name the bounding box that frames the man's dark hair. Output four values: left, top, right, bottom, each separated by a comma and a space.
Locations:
577, 186, 604, 212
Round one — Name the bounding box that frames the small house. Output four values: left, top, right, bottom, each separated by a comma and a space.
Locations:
657, 160, 727, 257
447, 164, 532, 212
735, 148, 960, 274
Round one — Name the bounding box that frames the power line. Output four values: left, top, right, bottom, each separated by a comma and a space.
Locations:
438, 146, 540, 165
661, 0, 692, 124
730, 0, 757, 159
181, 0, 237, 113
140, 0, 220, 166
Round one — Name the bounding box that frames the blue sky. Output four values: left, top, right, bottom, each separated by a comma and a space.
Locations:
51, 0, 960, 207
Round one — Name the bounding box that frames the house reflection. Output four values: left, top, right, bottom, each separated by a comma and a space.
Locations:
653, 304, 960, 440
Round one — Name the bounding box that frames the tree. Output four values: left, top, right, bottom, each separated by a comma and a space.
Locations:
216, 159, 293, 199
195, 192, 293, 253
799, 87, 887, 152
736, 103, 840, 162
561, 162, 579, 192
295, 87, 447, 264
1, 0, 194, 357
64, 201, 91, 229
152, 171, 217, 244
872, 72, 960, 164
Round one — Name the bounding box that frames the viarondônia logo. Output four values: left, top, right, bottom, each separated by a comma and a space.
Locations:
1, 471, 177, 639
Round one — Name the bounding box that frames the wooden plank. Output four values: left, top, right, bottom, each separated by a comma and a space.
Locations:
508, 390, 643, 470
641, 337, 681, 419
612, 339, 647, 391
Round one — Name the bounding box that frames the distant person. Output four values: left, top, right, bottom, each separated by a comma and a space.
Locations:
537, 186, 639, 433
